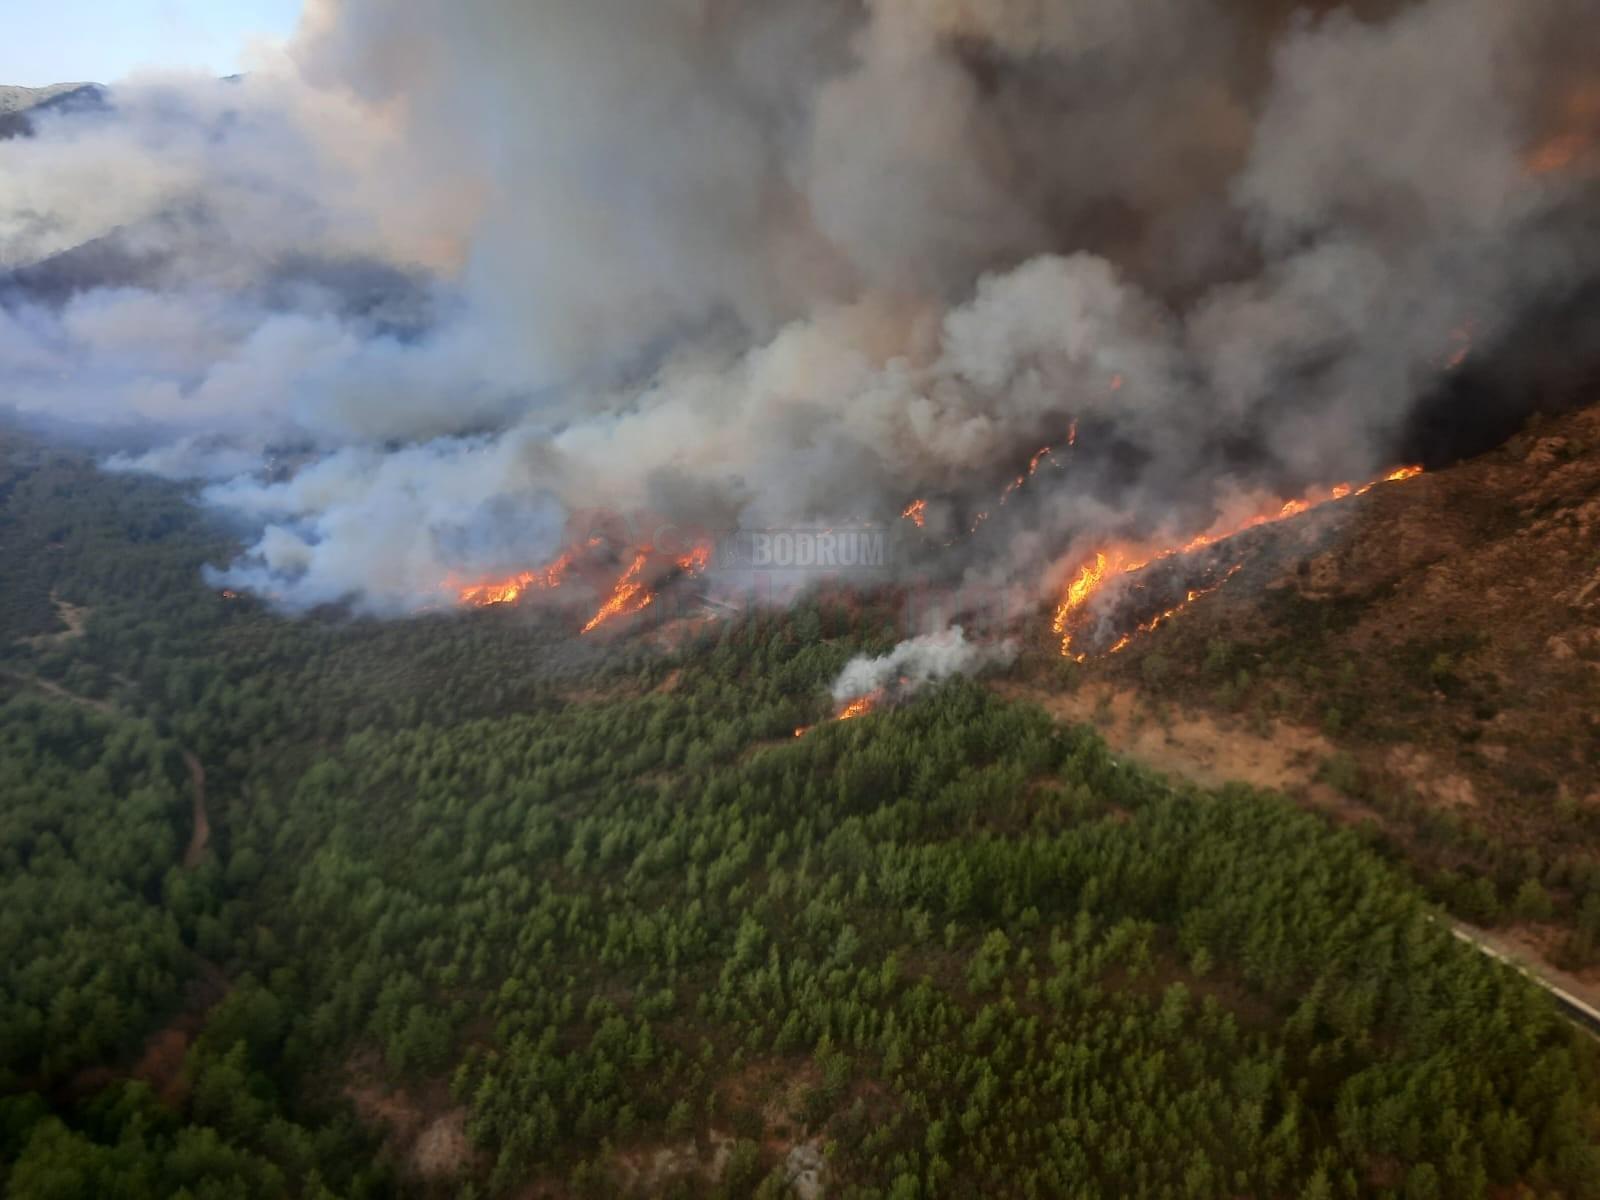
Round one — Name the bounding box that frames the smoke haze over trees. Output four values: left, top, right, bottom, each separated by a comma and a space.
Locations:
1, 0, 1597, 618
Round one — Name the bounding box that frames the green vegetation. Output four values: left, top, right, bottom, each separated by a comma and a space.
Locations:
2, 430, 1598, 1197
1099, 539, 1600, 970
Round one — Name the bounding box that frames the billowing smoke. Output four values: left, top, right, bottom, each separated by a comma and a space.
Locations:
831, 626, 1018, 704
1, 0, 1597, 616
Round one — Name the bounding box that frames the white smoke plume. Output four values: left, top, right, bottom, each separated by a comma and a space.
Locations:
0, 0, 1596, 616
831, 626, 1018, 704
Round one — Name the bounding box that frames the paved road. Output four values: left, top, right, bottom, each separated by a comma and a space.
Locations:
1450, 922, 1600, 1040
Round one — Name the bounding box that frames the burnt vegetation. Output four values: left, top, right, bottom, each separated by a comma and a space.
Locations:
1044, 401, 1600, 976
2, 428, 1600, 1198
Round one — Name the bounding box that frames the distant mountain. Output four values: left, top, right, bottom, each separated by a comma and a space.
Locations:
0, 82, 105, 139
0, 82, 99, 114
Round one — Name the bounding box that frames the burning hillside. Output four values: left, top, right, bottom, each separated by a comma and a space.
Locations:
448, 537, 715, 635
999, 397, 1600, 991
0, 0, 1596, 627
1051, 465, 1426, 661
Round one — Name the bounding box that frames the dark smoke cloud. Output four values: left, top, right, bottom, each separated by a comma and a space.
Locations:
0, 0, 1596, 615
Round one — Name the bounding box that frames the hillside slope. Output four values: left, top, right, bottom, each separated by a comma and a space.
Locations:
3, 423, 1598, 1197
0, 83, 95, 115
0, 81, 104, 141
1019, 399, 1600, 985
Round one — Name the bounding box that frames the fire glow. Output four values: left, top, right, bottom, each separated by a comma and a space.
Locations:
795, 690, 885, 738
836, 692, 881, 721
451, 537, 713, 634
1525, 81, 1600, 176
581, 544, 714, 634
1053, 464, 1423, 660
455, 551, 576, 608
581, 551, 653, 634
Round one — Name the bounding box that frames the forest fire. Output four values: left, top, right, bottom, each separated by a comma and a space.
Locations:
1053, 464, 1424, 660
456, 551, 576, 607
580, 551, 653, 633
579, 543, 715, 634
835, 692, 881, 721
450, 532, 714, 634
1106, 565, 1245, 655
795, 690, 885, 738
1001, 444, 1056, 506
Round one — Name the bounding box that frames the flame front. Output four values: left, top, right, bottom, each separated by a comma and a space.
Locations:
1053, 464, 1423, 659
578, 540, 713, 635
902, 499, 928, 528
1052, 551, 1115, 661
452, 532, 713, 628
677, 543, 713, 575
792, 690, 883, 738
835, 693, 881, 722
581, 552, 653, 634
456, 550, 575, 607
1107, 566, 1245, 654
1376, 465, 1423, 485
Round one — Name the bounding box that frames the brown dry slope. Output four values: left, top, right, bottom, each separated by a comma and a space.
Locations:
1012, 400, 1600, 994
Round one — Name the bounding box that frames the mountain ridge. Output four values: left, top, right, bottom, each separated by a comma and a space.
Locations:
0, 82, 99, 115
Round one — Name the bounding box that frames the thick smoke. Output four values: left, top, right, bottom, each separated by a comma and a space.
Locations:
831, 626, 1018, 704
1, 0, 1596, 615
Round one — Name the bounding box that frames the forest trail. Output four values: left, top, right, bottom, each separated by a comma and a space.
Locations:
20, 592, 91, 649
1, 669, 212, 870
181, 750, 210, 868
1, 668, 115, 715
1002, 678, 1600, 1041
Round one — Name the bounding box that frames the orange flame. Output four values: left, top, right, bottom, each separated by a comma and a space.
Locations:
576, 540, 713, 635
902, 499, 928, 528
581, 551, 653, 633
1052, 551, 1119, 661
1053, 464, 1423, 659
1374, 465, 1423, 486
835, 693, 881, 721
677, 543, 713, 575
1525, 82, 1600, 175
455, 533, 712, 624
793, 690, 884, 738
1107, 565, 1244, 654
456, 550, 575, 607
